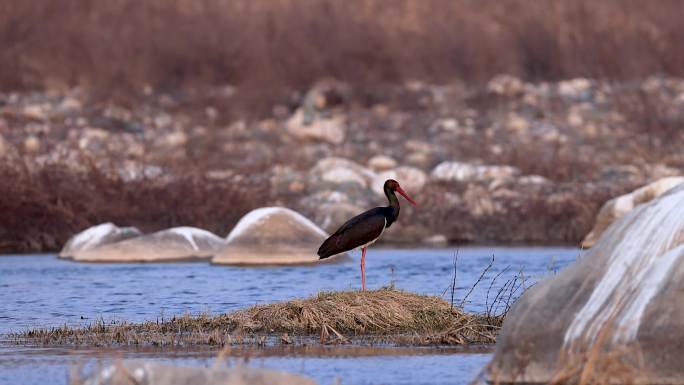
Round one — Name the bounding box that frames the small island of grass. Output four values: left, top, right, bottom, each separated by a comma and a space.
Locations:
15, 288, 503, 347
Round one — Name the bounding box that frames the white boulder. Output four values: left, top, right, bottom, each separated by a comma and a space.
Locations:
582, 176, 684, 247
286, 109, 345, 144
430, 161, 520, 183
321, 168, 368, 188
487, 74, 525, 96
71, 227, 224, 262
371, 167, 427, 197
311, 157, 376, 188
490, 184, 684, 384
557, 78, 593, 100
59, 223, 142, 258
367, 155, 397, 171
213, 207, 346, 265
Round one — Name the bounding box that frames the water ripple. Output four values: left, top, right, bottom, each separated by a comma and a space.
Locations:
0, 247, 577, 334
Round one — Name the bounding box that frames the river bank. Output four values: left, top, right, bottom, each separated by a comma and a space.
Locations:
2, 77, 683, 253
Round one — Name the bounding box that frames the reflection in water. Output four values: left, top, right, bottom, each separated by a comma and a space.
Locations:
0, 246, 578, 385
0, 345, 493, 385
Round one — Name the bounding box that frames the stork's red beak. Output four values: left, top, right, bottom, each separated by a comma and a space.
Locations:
395, 185, 417, 206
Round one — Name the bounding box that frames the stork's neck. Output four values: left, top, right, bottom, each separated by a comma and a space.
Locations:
384, 187, 400, 224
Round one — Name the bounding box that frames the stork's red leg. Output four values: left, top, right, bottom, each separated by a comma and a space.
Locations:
361, 247, 367, 291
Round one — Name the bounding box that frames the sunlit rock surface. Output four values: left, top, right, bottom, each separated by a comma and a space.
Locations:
367, 155, 397, 171
213, 207, 347, 265
487, 74, 526, 96
302, 190, 366, 233
85, 361, 317, 385
286, 108, 345, 144
430, 161, 520, 183
371, 166, 427, 197
310, 157, 376, 188
71, 227, 224, 262
59, 223, 142, 258
490, 184, 684, 384
582, 176, 684, 247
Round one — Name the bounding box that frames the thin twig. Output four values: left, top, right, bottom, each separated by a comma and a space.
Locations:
450, 249, 459, 309
485, 264, 511, 317
460, 254, 494, 308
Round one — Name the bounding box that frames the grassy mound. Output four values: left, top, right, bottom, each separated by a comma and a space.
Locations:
15, 288, 502, 346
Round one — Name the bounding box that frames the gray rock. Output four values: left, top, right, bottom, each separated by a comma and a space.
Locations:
310, 157, 377, 190
286, 109, 345, 144
487, 74, 525, 96
23, 136, 41, 153
367, 155, 397, 171
557, 78, 593, 101
304, 187, 374, 223
381, 222, 430, 244
463, 184, 503, 217
405, 151, 433, 169
22, 104, 49, 120
430, 161, 520, 183
371, 167, 427, 197
321, 167, 368, 188
490, 184, 684, 384
518, 175, 550, 185
77, 127, 110, 153
116, 161, 164, 182
423, 234, 448, 246
57, 97, 82, 116
404, 139, 432, 154
299, 190, 369, 232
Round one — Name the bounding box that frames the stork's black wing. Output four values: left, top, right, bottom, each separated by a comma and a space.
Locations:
317, 207, 387, 259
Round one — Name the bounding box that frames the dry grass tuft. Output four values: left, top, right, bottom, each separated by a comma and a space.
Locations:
14, 288, 502, 347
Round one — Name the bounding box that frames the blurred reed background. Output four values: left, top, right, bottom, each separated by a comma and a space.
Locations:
2, 0, 684, 100
1, 0, 683, 252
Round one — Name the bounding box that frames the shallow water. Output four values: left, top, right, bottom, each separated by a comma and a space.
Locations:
0, 246, 579, 385
0, 345, 493, 385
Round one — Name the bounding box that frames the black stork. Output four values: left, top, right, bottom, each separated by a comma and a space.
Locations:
317, 179, 417, 291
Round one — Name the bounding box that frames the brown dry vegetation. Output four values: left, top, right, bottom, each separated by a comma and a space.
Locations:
0, 159, 268, 253
2, 1, 684, 251
2, 0, 684, 106
14, 288, 502, 346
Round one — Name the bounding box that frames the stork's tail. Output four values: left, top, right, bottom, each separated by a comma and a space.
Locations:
317, 234, 341, 259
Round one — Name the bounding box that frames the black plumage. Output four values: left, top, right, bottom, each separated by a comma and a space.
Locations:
317, 179, 416, 291
317, 207, 389, 259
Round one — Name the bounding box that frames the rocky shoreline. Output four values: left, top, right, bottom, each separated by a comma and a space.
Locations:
1, 76, 683, 252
